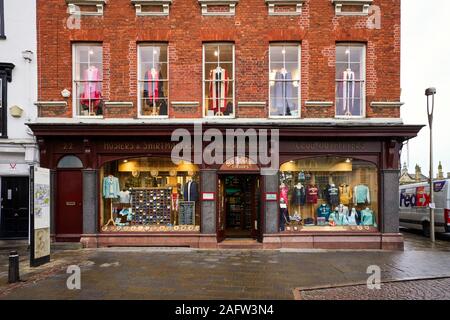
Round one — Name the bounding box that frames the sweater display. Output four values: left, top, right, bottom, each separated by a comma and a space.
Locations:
347, 208, 358, 226
317, 204, 331, 221
324, 184, 340, 206
339, 184, 352, 205
361, 208, 376, 226
306, 185, 319, 204
354, 184, 371, 204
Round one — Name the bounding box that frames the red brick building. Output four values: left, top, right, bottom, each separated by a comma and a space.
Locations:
30, 0, 422, 249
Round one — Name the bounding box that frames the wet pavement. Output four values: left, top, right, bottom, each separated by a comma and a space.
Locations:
0, 230, 449, 300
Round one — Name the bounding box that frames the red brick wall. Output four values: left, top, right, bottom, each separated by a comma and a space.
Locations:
37, 0, 401, 119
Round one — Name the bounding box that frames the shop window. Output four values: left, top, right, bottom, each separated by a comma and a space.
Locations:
57, 155, 83, 168
203, 43, 235, 118
0, 0, 5, 39
269, 44, 300, 117
279, 157, 378, 232
100, 157, 200, 232
73, 44, 103, 117
335, 44, 366, 117
138, 44, 169, 117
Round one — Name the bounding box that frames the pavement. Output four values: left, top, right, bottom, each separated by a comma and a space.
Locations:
0, 230, 450, 300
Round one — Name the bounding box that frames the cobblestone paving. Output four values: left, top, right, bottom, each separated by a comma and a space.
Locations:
298, 277, 450, 300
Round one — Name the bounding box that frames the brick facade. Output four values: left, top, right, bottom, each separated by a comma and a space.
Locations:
36, 0, 401, 119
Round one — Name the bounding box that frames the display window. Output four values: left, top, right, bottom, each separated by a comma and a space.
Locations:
100, 157, 200, 232
73, 44, 103, 117
138, 44, 169, 117
269, 44, 301, 117
335, 44, 366, 117
279, 157, 378, 232
203, 43, 235, 117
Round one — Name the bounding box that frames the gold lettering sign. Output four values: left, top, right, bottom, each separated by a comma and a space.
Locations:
295, 142, 365, 152
102, 142, 177, 152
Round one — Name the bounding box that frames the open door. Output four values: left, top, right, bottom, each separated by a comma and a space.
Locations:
216, 176, 226, 242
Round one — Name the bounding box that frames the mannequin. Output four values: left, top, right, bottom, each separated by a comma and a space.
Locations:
103, 174, 120, 227
361, 207, 376, 226
316, 203, 331, 221
183, 177, 198, 202
339, 183, 352, 205
292, 182, 306, 210
279, 182, 289, 204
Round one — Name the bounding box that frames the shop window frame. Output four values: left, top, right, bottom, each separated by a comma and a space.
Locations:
202, 42, 236, 119
72, 43, 104, 118
137, 43, 170, 118
268, 43, 301, 119
335, 43, 366, 119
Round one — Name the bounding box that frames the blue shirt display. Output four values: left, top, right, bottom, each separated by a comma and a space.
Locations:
361, 208, 377, 227
103, 175, 120, 198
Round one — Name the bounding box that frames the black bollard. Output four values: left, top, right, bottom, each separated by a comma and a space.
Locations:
8, 251, 20, 283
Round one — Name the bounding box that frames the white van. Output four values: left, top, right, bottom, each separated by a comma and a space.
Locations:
399, 179, 450, 236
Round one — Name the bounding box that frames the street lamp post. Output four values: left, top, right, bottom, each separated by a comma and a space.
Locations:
425, 87, 436, 242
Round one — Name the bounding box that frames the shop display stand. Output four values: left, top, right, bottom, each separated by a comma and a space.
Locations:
105, 198, 116, 226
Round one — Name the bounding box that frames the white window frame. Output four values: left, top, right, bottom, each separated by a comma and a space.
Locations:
335, 43, 366, 119
268, 43, 301, 119
202, 43, 235, 119
137, 43, 169, 118
72, 43, 104, 118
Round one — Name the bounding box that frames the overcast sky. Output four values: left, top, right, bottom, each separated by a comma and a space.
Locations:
401, 0, 450, 177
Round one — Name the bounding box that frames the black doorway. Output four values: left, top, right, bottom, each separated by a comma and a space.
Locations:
222, 175, 260, 239
0, 177, 29, 239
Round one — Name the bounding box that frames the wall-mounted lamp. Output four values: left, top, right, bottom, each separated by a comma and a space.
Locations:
22, 50, 34, 62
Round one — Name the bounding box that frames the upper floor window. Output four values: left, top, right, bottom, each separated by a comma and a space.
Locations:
73, 44, 103, 117
203, 43, 234, 117
335, 44, 366, 117
138, 44, 169, 117
269, 44, 301, 117
0, 0, 5, 39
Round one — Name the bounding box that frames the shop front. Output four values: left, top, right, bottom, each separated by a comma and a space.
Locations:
28, 122, 422, 250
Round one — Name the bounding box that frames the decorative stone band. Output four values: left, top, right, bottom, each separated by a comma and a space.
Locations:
265, 0, 305, 16
304, 101, 333, 107
131, 0, 172, 16
370, 102, 404, 108
237, 101, 266, 108
331, 0, 373, 16
198, 0, 239, 16
101, 225, 201, 232
35, 101, 68, 108
65, 0, 106, 16
171, 101, 200, 108
104, 101, 134, 107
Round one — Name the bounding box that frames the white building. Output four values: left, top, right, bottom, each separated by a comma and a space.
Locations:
0, 0, 38, 238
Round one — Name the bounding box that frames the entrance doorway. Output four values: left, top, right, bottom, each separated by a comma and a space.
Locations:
56, 170, 83, 241
218, 174, 261, 240
0, 177, 29, 239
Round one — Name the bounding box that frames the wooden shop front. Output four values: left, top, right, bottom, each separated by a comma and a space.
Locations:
28, 122, 422, 249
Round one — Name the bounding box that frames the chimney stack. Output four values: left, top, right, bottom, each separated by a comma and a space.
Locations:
415, 164, 422, 181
